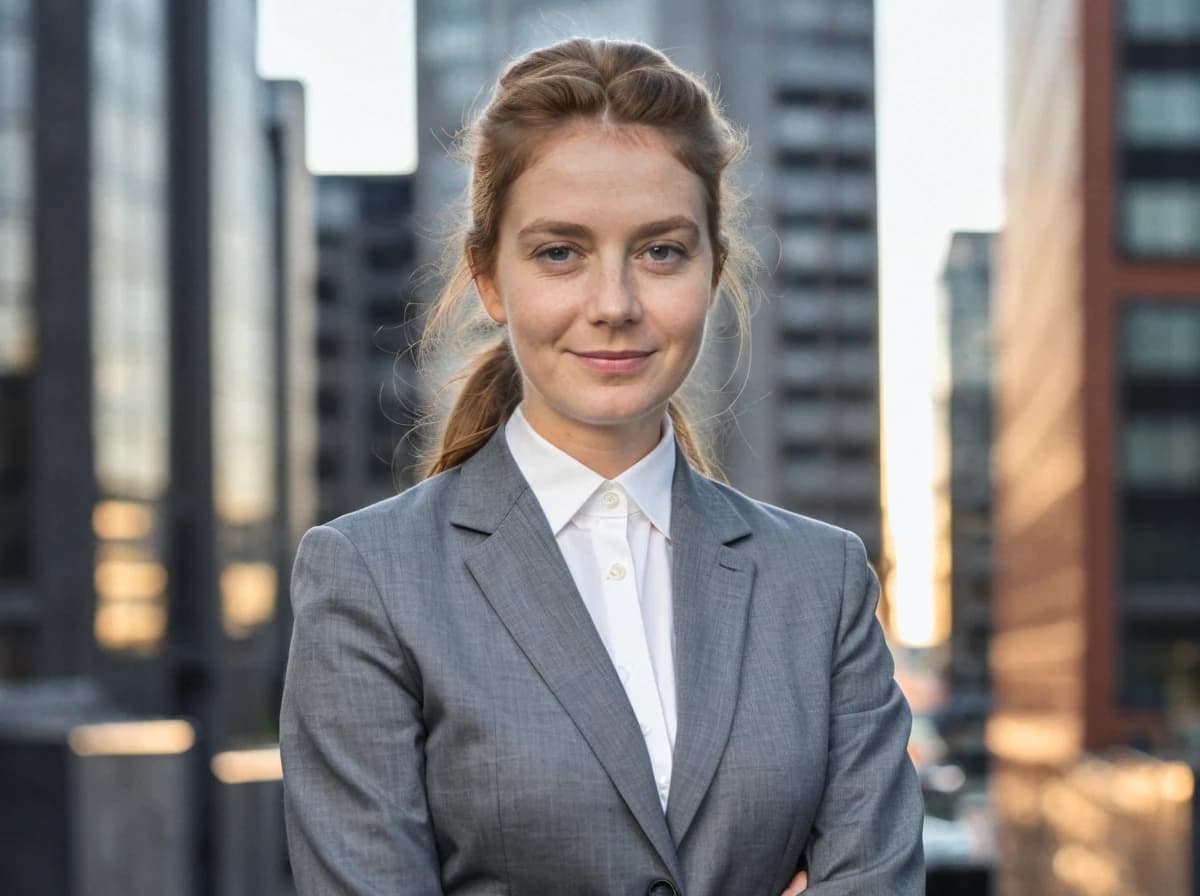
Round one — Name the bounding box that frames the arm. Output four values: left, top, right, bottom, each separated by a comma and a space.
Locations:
802, 531, 925, 894
280, 525, 444, 895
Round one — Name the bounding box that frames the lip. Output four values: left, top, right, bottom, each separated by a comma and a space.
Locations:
570, 349, 655, 374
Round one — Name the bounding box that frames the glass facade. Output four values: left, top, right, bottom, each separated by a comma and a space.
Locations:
1118, 302, 1200, 712
210, 0, 277, 641
1119, 1, 1200, 256
89, 0, 171, 653
0, 0, 33, 591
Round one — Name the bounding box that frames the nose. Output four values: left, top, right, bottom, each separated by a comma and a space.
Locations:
586, 259, 641, 326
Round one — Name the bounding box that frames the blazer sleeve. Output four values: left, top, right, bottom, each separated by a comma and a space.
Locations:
279, 524, 444, 895
802, 531, 925, 894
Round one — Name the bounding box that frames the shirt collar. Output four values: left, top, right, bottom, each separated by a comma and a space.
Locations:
504, 404, 676, 539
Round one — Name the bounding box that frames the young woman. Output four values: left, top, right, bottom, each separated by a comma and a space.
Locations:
280, 38, 924, 895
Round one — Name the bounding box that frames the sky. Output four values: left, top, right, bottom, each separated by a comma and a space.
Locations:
257, 0, 1007, 649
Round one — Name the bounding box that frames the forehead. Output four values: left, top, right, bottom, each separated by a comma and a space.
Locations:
501, 124, 707, 233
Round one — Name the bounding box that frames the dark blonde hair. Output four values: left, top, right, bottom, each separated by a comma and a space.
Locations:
420, 37, 756, 478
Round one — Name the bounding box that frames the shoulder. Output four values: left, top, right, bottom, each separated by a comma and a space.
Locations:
703, 476, 861, 557
318, 466, 463, 556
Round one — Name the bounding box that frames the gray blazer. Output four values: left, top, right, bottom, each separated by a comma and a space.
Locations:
280, 429, 924, 895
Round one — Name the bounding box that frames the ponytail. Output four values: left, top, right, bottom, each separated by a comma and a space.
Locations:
423, 340, 522, 478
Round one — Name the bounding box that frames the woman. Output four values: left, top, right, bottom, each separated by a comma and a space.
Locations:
280, 38, 924, 895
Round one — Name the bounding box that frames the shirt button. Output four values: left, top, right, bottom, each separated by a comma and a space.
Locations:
606, 562, 627, 581
600, 490, 620, 509
640, 722, 652, 737
617, 665, 631, 684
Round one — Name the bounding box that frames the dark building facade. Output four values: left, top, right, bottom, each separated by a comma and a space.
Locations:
935, 232, 995, 706
168, 0, 281, 749
0, 1, 304, 891
264, 78, 318, 701
315, 174, 420, 524
993, 0, 1200, 891
0, 0, 36, 678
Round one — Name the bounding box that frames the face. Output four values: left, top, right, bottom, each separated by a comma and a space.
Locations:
476, 124, 717, 456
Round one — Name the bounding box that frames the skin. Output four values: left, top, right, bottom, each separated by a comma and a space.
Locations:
476, 123, 810, 896
475, 123, 717, 479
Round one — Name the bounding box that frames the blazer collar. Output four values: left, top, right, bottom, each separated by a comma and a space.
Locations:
451, 425, 754, 860
450, 424, 751, 543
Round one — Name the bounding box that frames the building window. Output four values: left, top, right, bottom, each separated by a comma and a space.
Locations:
1123, 73, 1200, 147
1123, 0, 1200, 38
1121, 182, 1200, 256
1123, 302, 1200, 374
1118, 302, 1200, 712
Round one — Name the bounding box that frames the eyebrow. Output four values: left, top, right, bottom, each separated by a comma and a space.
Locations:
515, 215, 702, 243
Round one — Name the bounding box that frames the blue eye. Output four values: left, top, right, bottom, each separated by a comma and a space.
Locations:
645, 244, 683, 262
539, 245, 574, 263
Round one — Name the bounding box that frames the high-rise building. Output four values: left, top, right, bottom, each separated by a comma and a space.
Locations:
933, 231, 995, 761
264, 77, 319, 695
0, 0, 36, 678
315, 175, 420, 523
414, 0, 882, 557
0, 0, 176, 691
993, 0, 1200, 891
0, 1, 303, 890
168, 0, 281, 750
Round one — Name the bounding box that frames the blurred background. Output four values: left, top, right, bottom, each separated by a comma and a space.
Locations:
0, 0, 1197, 893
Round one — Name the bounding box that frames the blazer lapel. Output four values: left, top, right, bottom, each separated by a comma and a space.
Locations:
665, 454, 755, 848
451, 430, 683, 883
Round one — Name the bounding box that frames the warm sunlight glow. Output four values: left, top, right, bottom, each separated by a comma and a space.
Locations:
212, 747, 284, 784
69, 720, 195, 756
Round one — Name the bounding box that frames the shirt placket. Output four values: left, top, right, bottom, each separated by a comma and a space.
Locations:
593, 506, 673, 810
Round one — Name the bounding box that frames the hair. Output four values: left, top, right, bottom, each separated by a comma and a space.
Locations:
419, 37, 757, 479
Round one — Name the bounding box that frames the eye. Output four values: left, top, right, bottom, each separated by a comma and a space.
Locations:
537, 245, 576, 263
642, 244, 686, 264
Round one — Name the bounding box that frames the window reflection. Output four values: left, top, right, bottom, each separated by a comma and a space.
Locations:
210, 0, 276, 640
89, 0, 170, 653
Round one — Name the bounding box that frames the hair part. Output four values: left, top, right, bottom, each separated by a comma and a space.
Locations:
418, 37, 758, 480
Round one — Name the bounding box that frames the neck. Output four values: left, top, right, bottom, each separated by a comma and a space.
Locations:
521, 408, 664, 479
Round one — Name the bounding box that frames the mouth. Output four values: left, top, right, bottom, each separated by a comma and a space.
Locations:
570, 349, 655, 374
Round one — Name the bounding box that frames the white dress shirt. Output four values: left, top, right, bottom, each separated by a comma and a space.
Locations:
504, 404, 677, 811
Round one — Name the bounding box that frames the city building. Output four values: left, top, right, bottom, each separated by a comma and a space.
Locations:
0, 1, 304, 890
935, 231, 995, 707
168, 0, 281, 751
264, 77, 319, 694
413, 0, 883, 559
993, 0, 1200, 891
0, 0, 36, 678
315, 174, 420, 523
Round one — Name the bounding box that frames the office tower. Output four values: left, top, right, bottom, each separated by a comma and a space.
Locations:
0, 1, 300, 890
934, 231, 995, 761
0, 0, 35, 678
264, 78, 319, 684
414, 0, 882, 557
0, 0, 176, 691
315, 175, 420, 523
168, 0, 281, 749
994, 1, 1200, 891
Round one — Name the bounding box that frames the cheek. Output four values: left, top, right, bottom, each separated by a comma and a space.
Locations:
661, 293, 712, 352
505, 290, 573, 351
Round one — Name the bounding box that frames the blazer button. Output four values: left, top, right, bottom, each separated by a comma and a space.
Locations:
647, 880, 678, 896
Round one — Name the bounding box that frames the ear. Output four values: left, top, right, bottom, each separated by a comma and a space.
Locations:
470, 253, 507, 325
476, 273, 507, 325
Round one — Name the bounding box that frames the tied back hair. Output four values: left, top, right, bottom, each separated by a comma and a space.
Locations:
419, 37, 758, 479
